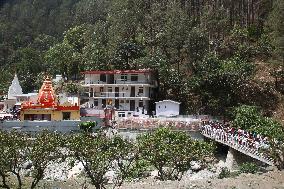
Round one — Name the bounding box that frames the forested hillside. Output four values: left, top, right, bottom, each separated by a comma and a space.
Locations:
0, 0, 283, 118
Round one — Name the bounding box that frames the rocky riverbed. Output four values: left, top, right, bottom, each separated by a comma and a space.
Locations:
38, 169, 284, 189
31, 157, 284, 189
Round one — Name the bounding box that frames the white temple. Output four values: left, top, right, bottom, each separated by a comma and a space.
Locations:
8, 74, 23, 99
3, 74, 23, 112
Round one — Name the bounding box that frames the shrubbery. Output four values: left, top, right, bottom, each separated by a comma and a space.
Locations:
239, 162, 259, 174
137, 127, 215, 180
218, 167, 231, 179
79, 121, 97, 132
0, 128, 215, 188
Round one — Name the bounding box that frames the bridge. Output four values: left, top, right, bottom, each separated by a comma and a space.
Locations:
201, 124, 274, 166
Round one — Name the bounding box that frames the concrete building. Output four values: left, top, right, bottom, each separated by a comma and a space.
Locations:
20, 76, 80, 121
14, 93, 38, 106
155, 100, 181, 117
81, 70, 158, 118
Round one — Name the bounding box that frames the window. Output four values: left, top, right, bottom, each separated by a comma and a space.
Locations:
100, 74, 106, 82
94, 100, 98, 106
139, 100, 143, 107
100, 87, 104, 92
118, 112, 125, 117
62, 112, 71, 120
131, 74, 138, 81
138, 87, 143, 94
121, 74, 127, 81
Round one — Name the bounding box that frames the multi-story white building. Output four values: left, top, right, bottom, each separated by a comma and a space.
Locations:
81, 70, 158, 118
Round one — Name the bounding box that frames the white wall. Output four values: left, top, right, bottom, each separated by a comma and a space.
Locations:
85, 74, 101, 84
115, 73, 148, 84
85, 73, 151, 84
156, 101, 180, 117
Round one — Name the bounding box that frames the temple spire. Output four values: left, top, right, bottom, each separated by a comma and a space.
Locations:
37, 75, 57, 106
8, 73, 23, 99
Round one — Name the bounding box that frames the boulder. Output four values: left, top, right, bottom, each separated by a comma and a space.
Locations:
22, 161, 32, 169
190, 161, 202, 171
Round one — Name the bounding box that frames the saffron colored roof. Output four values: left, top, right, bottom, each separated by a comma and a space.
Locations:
81, 69, 154, 75
37, 76, 56, 107
21, 76, 79, 111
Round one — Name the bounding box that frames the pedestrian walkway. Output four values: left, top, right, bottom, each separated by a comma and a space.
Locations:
201, 123, 274, 166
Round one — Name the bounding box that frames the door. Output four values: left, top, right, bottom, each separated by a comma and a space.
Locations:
130, 100, 135, 111
115, 87, 119, 97
102, 99, 106, 108
108, 74, 114, 84
115, 99, 119, 109
130, 86, 135, 97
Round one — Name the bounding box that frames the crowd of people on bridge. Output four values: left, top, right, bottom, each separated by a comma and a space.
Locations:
201, 121, 270, 156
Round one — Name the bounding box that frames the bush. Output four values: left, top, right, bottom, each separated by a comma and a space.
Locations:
239, 162, 259, 174
218, 167, 231, 179
79, 121, 97, 132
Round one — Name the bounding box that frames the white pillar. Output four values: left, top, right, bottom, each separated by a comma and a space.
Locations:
225, 148, 237, 171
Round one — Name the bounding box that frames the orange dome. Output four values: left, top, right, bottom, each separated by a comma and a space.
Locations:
37, 76, 57, 107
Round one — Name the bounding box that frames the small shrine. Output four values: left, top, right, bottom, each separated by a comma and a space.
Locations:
20, 76, 80, 121
3, 74, 23, 112
8, 74, 23, 99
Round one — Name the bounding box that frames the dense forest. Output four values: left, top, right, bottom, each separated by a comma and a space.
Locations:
0, 0, 283, 117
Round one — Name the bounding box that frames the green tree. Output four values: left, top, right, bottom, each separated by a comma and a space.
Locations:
137, 128, 215, 180
74, 0, 110, 24
110, 136, 140, 187
0, 131, 27, 189
29, 131, 65, 189
233, 105, 284, 169
11, 47, 44, 93
0, 131, 64, 189
185, 27, 209, 73
45, 42, 75, 80
266, 0, 284, 92
111, 41, 145, 70
82, 21, 109, 70
67, 133, 114, 189
190, 54, 254, 115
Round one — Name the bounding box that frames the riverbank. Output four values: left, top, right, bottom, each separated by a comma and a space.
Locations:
38, 169, 284, 189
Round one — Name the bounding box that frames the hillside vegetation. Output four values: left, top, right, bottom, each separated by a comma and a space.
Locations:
0, 0, 283, 118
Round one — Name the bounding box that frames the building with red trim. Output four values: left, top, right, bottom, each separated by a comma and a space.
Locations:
80, 69, 158, 118
20, 77, 80, 121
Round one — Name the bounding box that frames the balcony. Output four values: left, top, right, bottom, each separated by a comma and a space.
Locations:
85, 92, 150, 99
83, 79, 157, 86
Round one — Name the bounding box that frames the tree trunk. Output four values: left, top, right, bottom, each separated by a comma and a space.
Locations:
12, 171, 22, 189
0, 172, 10, 189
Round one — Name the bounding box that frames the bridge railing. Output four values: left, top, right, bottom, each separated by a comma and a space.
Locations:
201, 124, 274, 165
116, 117, 201, 131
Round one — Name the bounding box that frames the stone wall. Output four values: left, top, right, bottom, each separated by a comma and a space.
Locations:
0, 120, 81, 133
